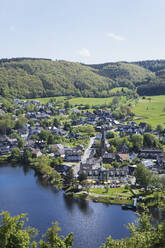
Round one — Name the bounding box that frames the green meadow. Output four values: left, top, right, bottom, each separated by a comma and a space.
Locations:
25, 95, 128, 107
25, 96, 65, 104
132, 95, 165, 127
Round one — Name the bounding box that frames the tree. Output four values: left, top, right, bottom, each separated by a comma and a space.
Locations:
0, 117, 14, 135
64, 101, 70, 110
65, 167, 74, 186
160, 175, 165, 188
143, 133, 159, 148
39, 221, 73, 248
39, 130, 51, 143
131, 134, 143, 152
156, 124, 164, 133
64, 122, 71, 131
78, 172, 87, 182
9, 147, 21, 162
0, 211, 37, 248
18, 138, 24, 149
112, 97, 119, 107
47, 134, 55, 144
53, 118, 60, 127
15, 116, 27, 129
22, 149, 32, 164
112, 161, 120, 168
108, 145, 116, 154
106, 131, 115, 139
51, 157, 63, 167
0, 211, 73, 248
134, 164, 152, 189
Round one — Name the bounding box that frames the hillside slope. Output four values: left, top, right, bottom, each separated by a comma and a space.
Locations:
0, 58, 164, 98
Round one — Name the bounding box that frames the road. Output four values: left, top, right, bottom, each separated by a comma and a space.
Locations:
81, 136, 95, 163
73, 136, 95, 177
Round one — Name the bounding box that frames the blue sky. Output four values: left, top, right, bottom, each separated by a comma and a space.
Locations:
0, 0, 165, 64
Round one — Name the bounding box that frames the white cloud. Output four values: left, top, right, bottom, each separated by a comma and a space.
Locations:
79, 48, 91, 57
107, 32, 125, 41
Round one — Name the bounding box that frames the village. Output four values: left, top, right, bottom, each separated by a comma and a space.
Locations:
0, 97, 165, 206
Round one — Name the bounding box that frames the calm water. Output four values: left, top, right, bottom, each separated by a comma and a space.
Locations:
0, 166, 137, 248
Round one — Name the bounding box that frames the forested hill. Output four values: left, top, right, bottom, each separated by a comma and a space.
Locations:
0, 57, 165, 98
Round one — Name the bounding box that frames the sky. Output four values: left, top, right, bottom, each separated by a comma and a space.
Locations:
0, 0, 165, 64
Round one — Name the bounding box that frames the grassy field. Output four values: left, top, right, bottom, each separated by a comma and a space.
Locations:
25, 96, 129, 107
109, 87, 130, 94
25, 96, 66, 104
89, 187, 133, 197
132, 95, 165, 127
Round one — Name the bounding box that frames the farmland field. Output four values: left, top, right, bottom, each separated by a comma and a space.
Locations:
132, 95, 165, 127
26, 95, 130, 106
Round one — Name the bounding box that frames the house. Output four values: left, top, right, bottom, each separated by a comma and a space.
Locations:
55, 164, 69, 175
36, 112, 50, 119
117, 153, 129, 162
14, 99, 22, 104
0, 146, 11, 155
0, 135, 8, 142
72, 109, 81, 114
157, 153, 165, 167
50, 144, 65, 157
102, 152, 115, 164
18, 127, 29, 140
74, 144, 85, 152
79, 158, 102, 176
139, 149, 162, 159
65, 149, 82, 162
118, 144, 129, 153
129, 152, 138, 161
32, 149, 42, 158
0, 109, 5, 115
8, 138, 18, 149
29, 126, 43, 136
79, 160, 129, 182
142, 159, 154, 168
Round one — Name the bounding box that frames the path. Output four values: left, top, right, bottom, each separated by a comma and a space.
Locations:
73, 137, 95, 177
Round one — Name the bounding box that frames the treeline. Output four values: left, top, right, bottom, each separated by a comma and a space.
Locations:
0, 58, 165, 98
0, 57, 52, 64
137, 80, 165, 96
134, 59, 165, 73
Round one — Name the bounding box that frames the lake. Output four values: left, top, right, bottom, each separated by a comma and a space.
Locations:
0, 166, 137, 248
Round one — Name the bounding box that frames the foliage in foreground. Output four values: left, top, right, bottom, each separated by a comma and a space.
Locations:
0, 211, 73, 248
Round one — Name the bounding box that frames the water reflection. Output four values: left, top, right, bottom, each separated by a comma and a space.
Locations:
63, 194, 93, 215
0, 166, 137, 248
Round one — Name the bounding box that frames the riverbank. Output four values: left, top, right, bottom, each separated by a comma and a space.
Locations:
65, 191, 133, 205
0, 155, 63, 189
65, 185, 163, 207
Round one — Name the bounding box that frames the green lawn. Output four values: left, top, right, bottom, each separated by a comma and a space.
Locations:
69, 97, 113, 106
109, 87, 130, 94
89, 187, 133, 197
132, 95, 165, 127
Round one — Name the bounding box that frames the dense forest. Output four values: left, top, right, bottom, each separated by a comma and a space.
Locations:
0, 58, 165, 98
